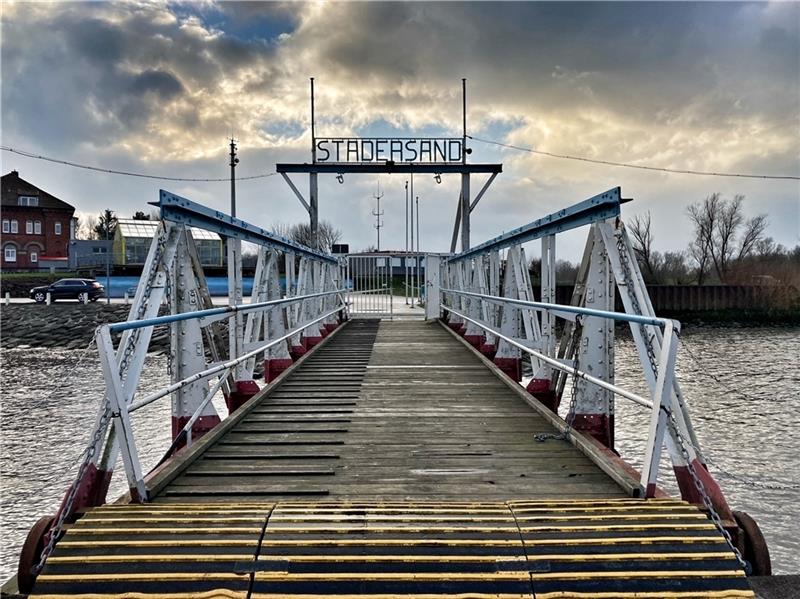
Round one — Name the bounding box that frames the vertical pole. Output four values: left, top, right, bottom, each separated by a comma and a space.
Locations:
410, 174, 415, 308
106, 211, 111, 304
462, 78, 467, 165
405, 180, 409, 305
460, 174, 470, 251
310, 78, 319, 250
416, 194, 421, 307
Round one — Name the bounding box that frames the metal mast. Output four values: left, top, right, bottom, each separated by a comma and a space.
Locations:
372, 179, 384, 251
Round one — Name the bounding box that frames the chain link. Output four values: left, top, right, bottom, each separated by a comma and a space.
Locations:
666, 409, 750, 573
32, 405, 111, 576
535, 317, 582, 442
615, 231, 659, 378
33, 228, 170, 575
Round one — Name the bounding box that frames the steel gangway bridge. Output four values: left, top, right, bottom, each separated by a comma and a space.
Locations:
7, 186, 771, 599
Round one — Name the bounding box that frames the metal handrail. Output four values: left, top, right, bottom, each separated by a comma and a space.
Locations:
441, 288, 670, 328
441, 305, 653, 409
108, 289, 346, 333
127, 304, 345, 412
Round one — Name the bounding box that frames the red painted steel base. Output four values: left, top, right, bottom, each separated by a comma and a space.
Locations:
493, 357, 522, 382
69, 462, 113, 510
479, 343, 497, 360
225, 380, 260, 414
171, 414, 220, 445
572, 413, 614, 449
17, 514, 55, 593
526, 378, 561, 413
290, 344, 307, 360
325, 323, 338, 333
304, 334, 323, 348
673, 459, 734, 520
464, 334, 484, 348
264, 357, 294, 383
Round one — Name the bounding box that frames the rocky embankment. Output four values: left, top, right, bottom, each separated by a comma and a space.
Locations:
0, 303, 171, 351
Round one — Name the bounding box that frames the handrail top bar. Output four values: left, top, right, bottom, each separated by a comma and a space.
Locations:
448, 187, 629, 262
108, 289, 345, 334
152, 190, 338, 264
441, 288, 674, 329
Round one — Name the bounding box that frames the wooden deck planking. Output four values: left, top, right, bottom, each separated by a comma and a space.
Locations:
154, 319, 627, 502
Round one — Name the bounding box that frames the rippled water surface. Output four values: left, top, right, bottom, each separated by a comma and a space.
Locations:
1, 325, 798, 581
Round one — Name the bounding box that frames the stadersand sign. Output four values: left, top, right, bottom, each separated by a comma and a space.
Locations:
314, 137, 464, 164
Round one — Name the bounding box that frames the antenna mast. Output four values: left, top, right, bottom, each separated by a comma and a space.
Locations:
372, 179, 384, 251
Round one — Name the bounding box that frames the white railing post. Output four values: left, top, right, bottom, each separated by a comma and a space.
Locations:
640, 319, 680, 497
96, 326, 147, 502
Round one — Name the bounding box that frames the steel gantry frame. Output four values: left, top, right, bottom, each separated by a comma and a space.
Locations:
437, 186, 735, 523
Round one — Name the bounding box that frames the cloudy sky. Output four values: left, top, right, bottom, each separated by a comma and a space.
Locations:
2, 1, 798, 260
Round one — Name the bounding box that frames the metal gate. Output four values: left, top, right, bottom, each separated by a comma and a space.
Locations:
346, 254, 394, 318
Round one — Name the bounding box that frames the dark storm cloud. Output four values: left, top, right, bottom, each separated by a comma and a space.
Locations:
0, 1, 797, 255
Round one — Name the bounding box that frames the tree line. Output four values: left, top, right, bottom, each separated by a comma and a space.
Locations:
629, 193, 797, 286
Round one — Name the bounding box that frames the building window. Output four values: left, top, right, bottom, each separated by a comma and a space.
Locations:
2, 220, 8, 233
10, 220, 18, 234
18, 196, 39, 206
34, 221, 42, 234
55, 222, 62, 235
30, 251, 38, 263
26, 221, 33, 234
4, 245, 16, 262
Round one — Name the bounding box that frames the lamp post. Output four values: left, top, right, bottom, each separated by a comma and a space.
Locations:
405, 180, 409, 305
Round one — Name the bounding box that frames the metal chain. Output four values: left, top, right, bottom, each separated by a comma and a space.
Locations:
33, 229, 170, 574
164, 263, 174, 377
535, 317, 582, 442
666, 410, 751, 573
615, 232, 659, 378
32, 405, 112, 575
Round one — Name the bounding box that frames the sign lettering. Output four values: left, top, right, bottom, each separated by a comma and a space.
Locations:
315, 138, 463, 164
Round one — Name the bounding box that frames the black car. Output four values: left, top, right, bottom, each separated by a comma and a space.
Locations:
30, 278, 106, 303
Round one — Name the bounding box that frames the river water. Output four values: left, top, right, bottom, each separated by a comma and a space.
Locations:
1, 324, 798, 581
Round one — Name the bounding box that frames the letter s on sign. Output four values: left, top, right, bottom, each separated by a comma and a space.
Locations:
316, 140, 330, 162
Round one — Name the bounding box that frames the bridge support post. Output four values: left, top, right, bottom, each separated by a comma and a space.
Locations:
527, 234, 560, 412
289, 255, 307, 359
171, 231, 221, 441
463, 258, 485, 347
479, 250, 500, 359
571, 225, 615, 448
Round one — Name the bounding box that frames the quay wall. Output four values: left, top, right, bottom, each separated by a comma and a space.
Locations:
0, 304, 171, 351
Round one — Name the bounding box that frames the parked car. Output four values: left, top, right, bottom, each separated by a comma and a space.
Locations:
30, 279, 106, 303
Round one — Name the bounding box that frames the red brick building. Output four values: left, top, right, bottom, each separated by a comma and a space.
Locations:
1, 170, 75, 270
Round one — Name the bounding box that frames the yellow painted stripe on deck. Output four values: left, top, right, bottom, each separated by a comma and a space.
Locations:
46, 554, 254, 563
266, 513, 703, 523
77, 517, 266, 524
520, 523, 715, 532
57, 535, 724, 548
253, 551, 735, 562
258, 523, 714, 533
66, 527, 263, 535
58, 539, 258, 548
533, 592, 754, 599
29, 594, 530, 599
528, 570, 746, 581
37, 572, 533, 583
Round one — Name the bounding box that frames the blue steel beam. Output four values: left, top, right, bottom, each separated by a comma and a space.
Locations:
152, 190, 337, 264
448, 187, 627, 262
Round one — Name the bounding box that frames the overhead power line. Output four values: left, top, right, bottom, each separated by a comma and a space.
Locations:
1, 146, 278, 182
467, 135, 799, 181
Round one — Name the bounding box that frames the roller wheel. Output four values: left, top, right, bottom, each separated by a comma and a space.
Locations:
733, 510, 771, 576
17, 514, 55, 593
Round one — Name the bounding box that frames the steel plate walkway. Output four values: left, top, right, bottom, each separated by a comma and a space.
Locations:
28, 320, 754, 598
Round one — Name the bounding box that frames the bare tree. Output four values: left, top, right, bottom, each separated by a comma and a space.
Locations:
629, 212, 661, 283
271, 220, 342, 253
686, 193, 767, 283
79, 215, 99, 240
